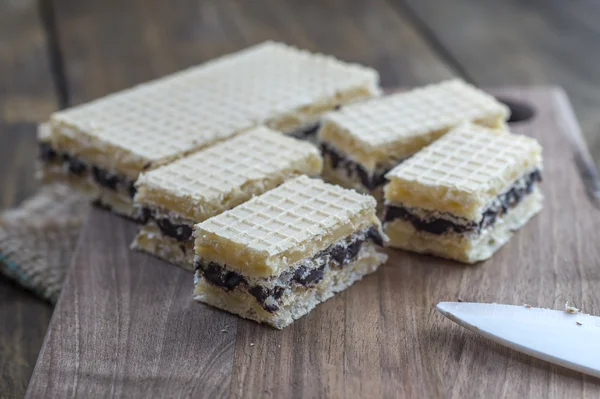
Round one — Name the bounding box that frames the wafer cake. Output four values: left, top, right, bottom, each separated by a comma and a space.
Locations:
193, 175, 388, 329
383, 123, 543, 263
39, 41, 380, 219
132, 127, 323, 269
318, 79, 509, 198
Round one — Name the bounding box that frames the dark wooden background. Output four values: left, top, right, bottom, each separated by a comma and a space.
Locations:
1, 0, 599, 397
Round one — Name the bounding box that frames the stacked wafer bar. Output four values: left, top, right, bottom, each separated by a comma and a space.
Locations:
38, 41, 380, 219
383, 123, 543, 263
317, 79, 509, 198
131, 126, 323, 269
193, 176, 388, 329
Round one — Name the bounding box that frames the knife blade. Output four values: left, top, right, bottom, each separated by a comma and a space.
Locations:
436, 302, 600, 379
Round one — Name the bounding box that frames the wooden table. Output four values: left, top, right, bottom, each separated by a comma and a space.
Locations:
1, 1, 599, 397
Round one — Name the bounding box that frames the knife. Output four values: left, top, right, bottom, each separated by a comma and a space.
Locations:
436, 302, 600, 379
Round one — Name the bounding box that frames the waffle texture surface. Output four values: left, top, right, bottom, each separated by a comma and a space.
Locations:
49, 41, 379, 178
319, 79, 509, 170
135, 126, 323, 222
384, 123, 542, 221
194, 175, 382, 277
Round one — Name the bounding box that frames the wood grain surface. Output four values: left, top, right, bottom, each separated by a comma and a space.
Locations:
3, 0, 600, 397
27, 88, 600, 398
0, 1, 56, 397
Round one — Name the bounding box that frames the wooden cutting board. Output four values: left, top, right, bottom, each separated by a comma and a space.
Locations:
26, 88, 600, 398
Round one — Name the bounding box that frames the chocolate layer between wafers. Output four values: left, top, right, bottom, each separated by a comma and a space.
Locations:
318, 79, 508, 198
193, 176, 388, 329
383, 123, 543, 263
131, 127, 323, 269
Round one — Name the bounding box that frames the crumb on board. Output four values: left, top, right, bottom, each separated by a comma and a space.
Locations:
565, 301, 580, 314
250, 343, 255, 347
524, 304, 532, 308
576, 321, 583, 326
220, 329, 227, 333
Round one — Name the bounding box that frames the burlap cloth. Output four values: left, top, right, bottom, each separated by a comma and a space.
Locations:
0, 184, 89, 303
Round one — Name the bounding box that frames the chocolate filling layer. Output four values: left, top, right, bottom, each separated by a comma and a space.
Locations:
320, 143, 392, 190
289, 123, 320, 139
141, 175, 304, 242
139, 206, 195, 242
155, 214, 194, 241
148, 199, 383, 244
91, 200, 150, 224
195, 227, 383, 313
384, 169, 542, 235
39, 142, 137, 199
39, 142, 58, 163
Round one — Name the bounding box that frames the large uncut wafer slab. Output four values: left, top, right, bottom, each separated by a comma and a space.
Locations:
39, 41, 380, 219
131, 126, 323, 269
193, 175, 388, 329
383, 123, 543, 263
318, 79, 509, 197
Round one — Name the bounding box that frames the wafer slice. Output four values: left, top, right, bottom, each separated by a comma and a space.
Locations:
193, 175, 388, 329
40, 41, 380, 218
383, 123, 543, 263
318, 79, 509, 196
131, 126, 323, 269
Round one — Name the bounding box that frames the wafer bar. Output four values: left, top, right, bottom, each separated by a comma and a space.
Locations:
132, 127, 323, 269
383, 123, 543, 263
193, 175, 388, 329
318, 79, 509, 198
39, 41, 380, 218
